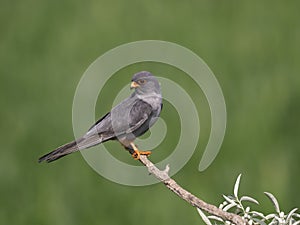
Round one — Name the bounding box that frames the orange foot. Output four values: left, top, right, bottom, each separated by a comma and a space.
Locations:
131, 150, 151, 160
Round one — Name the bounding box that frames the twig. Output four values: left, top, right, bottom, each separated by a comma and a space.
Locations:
138, 155, 247, 225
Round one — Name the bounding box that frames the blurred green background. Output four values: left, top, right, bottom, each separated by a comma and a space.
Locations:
1, 0, 299, 224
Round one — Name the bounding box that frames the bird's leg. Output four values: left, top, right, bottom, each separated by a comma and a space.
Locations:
130, 142, 151, 160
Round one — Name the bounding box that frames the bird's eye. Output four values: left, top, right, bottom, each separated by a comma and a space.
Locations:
138, 79, 146, 84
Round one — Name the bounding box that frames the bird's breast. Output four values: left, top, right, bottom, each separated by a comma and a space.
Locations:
139, 95, 162, 111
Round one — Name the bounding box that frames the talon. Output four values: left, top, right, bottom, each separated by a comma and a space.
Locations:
132, 149, 140, 160
131, 150, 151, 160
140, 150, 151, 156
130, 142, 151, 160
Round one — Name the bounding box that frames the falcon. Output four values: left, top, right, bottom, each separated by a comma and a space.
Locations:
38, 71, 162, 162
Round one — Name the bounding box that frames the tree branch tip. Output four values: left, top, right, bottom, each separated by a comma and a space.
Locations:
138, 155, 247, 225
164, 164, 170, 174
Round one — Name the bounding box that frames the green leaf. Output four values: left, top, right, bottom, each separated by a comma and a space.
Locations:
251, 211, 265, 219
197, 208, 213, 225
207, 215, 224, 222
287, 208, 298, 222
223, 195, 237, 205
234, 174, 242, 198
223, 202, 238, 212
292, 221, 300, 225
264, 192, 280, 214
265, 213, 276, 220
240, 196, 259, 205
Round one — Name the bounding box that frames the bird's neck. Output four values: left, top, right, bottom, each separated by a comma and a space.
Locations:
136, 93, 162, 109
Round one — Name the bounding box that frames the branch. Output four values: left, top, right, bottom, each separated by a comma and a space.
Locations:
138, 155, 247, 225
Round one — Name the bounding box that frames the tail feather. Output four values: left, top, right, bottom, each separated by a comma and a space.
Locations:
38, 135, 105, 163
38, 139, 81, 163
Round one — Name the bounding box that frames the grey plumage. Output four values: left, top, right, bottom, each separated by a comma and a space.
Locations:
38, 71, 162, 162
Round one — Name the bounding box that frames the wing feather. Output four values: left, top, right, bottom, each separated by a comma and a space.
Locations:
126, 99, 153, 135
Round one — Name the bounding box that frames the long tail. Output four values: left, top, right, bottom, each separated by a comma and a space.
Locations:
38, 134, 106, 163
38, 139, 82, 163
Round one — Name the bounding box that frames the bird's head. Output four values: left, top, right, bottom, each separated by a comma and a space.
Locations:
130, 71, 161, 96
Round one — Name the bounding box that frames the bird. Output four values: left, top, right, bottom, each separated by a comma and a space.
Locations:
38, 71, 162, 163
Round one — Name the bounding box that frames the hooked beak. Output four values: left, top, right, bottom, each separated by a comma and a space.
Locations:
130, 81, 139, 89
